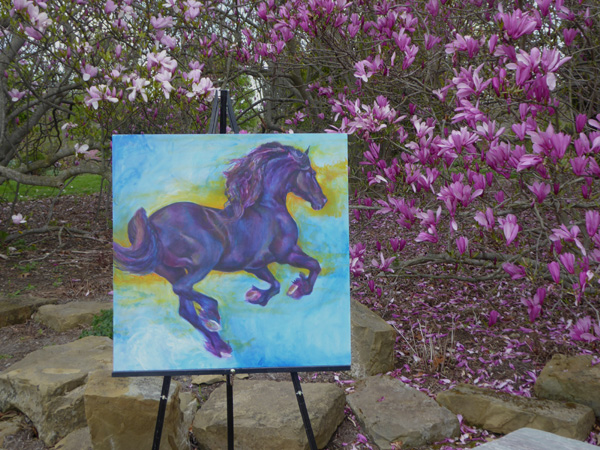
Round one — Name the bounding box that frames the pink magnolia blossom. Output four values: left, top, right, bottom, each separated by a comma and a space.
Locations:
496, 9, 538, 40
154, 70, 174, 99
516, 154, 544, 172
415, 231, 438, 243
528, 123, 571, 162
498, 214, 519, 245
150, 14, 174, 29
474, 208, 494, 231
424, 33, 441, 50
488, 310, 500, 327
104, 0, 117, 14
389, 238, 406, 252
81, 63, 98, 81
527, 181, 550, 203
559, 252, 576, 274
350, 242, 366, 259
575, 114, 587, 133
147, 50, 178, 72
84, 86, 103, 109
445, 34, 481, 58
127, 77, 151, 102
451, 99, 486, 127
502, 262, 526, 280
570, 316, 599, 342
74, 143, 89, 155
563, 28, 578, 46
536, 0, 552, 17
8, 88, 26, 102
548, 261, 560, 283
437, 181, 482, 208
521, 287, 545, 323
12, 0, 33, 12
11, 213, 26, 225
455, 236, 468, 255
585, 210, 600, 237
588, 114, 600, 130
371, 253, 396, 273
402, 45, 418, 70
550, 225, 586, 255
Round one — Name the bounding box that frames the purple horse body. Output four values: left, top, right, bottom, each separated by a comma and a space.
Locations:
113, 142, 327, 357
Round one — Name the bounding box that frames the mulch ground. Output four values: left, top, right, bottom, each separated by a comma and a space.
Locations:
0, 192, 599, 449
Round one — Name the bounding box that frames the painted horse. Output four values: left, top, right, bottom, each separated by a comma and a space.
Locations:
113, 142, 327, 357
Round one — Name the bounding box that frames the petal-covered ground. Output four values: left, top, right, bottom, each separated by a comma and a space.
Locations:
0, 194, 598, 449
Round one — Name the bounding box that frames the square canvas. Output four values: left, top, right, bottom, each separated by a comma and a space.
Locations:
112, 134, 350, 374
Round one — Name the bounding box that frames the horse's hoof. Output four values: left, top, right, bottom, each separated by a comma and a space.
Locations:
287, 284, 303, 299
245, 288, 262, 303
203, 319, 222, 332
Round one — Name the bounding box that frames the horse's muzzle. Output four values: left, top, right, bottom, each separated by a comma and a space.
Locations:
312, 197, 327, 210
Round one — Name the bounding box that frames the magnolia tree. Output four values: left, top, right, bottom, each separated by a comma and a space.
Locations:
2, 0, 600, 338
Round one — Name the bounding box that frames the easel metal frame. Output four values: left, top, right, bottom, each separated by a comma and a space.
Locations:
126, 90, 350, 450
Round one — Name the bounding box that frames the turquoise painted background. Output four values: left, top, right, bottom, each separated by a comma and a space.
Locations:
112, 134, 350, 373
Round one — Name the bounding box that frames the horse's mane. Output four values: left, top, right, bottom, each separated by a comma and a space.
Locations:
224, 142, 309, 219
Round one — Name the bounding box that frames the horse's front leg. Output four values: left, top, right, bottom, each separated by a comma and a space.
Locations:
282, 245, 321, 299
244, 267, 280, 306
172, 265, 232, 358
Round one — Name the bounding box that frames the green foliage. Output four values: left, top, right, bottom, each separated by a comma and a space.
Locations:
0, 174, 104, 201
80, 309, 113, 339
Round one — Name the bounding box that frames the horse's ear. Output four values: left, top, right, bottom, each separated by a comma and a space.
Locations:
305, 146, 310, 156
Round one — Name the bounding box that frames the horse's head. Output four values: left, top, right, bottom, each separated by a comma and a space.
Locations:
290, 147, 328, 211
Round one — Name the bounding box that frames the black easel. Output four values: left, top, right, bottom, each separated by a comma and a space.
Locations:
151, 89, 317, 450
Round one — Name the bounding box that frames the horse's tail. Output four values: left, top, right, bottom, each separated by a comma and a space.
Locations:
113, 208, 159, 275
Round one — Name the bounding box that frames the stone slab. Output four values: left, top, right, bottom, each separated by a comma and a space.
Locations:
51, 427, 93, 450
0, 336, 113, 446
351, 299, 396, 378
34, 301, 112, 332
436, 384, 595, 441
475, 427, 598, 449
0, 296, 58, 328
535, 354, 600, 418
347, 375, 459, 449
193, 380, 345, 450
84, 370, 187, 450
191, 374, 226, 385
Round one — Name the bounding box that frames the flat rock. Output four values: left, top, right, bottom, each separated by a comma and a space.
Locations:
0, 336, 113, 446
180, 391, 199, 433
346, 375, 459, 449
34, 301, 112, 332
193, 380, 345, 450
0, 296, 58, 328
535, 354, 600, 418
436, 383, 595, 441
191, 374, 226, 385
475, 427, 598, 449
84, 370, 188, 450
51, 427, 93, 450
351, 300, 396, 378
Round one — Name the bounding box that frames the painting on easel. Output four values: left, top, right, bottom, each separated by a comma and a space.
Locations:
112, 134, 350, 374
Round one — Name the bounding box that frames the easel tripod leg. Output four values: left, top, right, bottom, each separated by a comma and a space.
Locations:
152, 376, 172, 450
291, 372, 318, 450
227, 372, 234, 450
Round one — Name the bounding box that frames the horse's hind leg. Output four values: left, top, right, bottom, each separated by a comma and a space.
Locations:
244, 267, 280, 306
157, 264, 232, 358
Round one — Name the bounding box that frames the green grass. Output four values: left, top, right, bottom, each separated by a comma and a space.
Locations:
0, 174, 104, 201
80, 309, 113, 339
